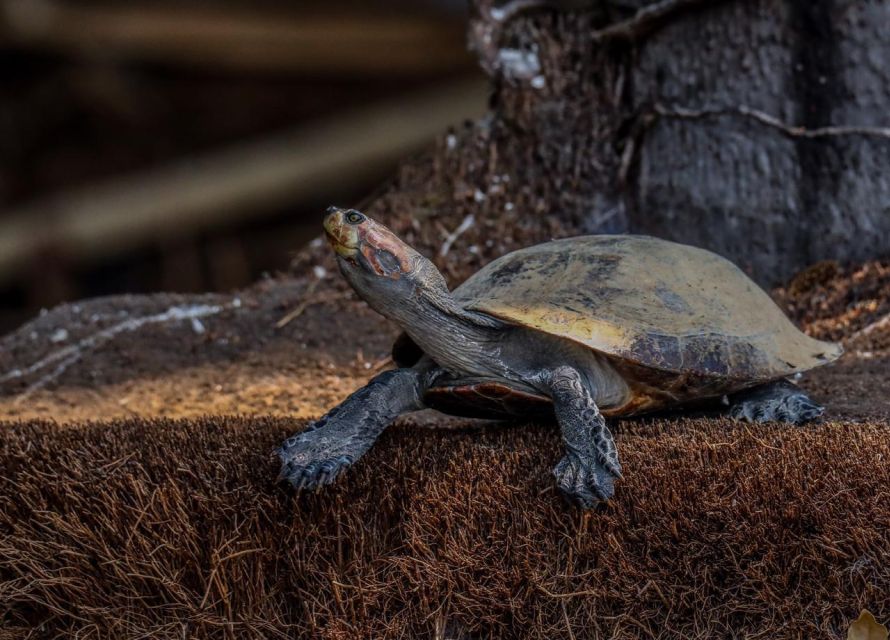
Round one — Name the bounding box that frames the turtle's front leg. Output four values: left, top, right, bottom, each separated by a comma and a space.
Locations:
277, 367, 427, 490
541, 366, 622, 508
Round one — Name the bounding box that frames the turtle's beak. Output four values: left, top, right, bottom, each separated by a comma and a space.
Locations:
323, 207, 360, 258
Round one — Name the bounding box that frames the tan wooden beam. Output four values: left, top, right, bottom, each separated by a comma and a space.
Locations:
0, 77, 488, 283
0, 0, 472, 74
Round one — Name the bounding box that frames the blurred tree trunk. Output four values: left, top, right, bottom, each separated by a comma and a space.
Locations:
464, 0, 890, 285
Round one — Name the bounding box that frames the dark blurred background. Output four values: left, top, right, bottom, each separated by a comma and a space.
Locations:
0, 0, 486, 332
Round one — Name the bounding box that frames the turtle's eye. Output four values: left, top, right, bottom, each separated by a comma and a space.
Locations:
345, 211, 365, 225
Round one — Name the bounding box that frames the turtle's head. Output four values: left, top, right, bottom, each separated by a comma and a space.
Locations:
323, 207, 448, 318
323, 206, 501, 360
323, 207, 417, 279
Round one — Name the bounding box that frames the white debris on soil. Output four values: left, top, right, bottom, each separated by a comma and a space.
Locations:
191, 318, 206, 334
488, 0, 553, 22
498, 47, 541, 81
313, 265, 327, 280
440, 214, 476, 257
489, 6, 507, 21
0, 302, 234, 396
446, 133, 458, 150
845, 311, 890, 358
530, 75, 546, 89
847, 312, 890, 341
49, 328, 69, 343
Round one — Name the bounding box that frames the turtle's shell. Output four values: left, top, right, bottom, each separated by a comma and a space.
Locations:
400, 235, 840, 382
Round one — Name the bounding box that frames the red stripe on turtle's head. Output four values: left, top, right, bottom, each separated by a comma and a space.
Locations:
323, 207, 416, 279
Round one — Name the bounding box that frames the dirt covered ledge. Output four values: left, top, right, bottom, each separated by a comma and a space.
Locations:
0, 278, 397, 423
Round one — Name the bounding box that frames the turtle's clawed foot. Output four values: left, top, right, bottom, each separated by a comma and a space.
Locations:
729, 380, 824, 425
276, 426, 360, 490
277, 446, 353, 490
275, 367, 428, 492
553, 452, 618, 509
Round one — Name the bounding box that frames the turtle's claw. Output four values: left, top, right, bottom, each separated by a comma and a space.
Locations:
316, 459, 340, 486
296, 470, 312, 491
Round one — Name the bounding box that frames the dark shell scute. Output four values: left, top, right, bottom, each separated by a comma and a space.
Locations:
628, 333, 684, 371
678, 335, 733, 377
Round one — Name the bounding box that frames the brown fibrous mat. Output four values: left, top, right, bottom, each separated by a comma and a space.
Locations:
2, 416, 889, 639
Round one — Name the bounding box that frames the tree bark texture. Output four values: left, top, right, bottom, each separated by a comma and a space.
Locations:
454, 0, 890, 286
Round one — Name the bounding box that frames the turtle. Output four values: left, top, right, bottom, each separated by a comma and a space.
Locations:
277, 207, 842, 508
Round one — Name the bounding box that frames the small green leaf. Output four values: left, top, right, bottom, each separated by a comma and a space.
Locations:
848, 610, 889, 640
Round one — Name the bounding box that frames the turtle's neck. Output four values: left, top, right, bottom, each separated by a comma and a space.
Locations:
408, 295, 509, 378
344, 257, 507, 377
389, 273, 508, 378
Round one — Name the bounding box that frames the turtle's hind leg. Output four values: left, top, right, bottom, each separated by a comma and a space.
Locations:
729, 379, 824, 425
277, 367, 428, 490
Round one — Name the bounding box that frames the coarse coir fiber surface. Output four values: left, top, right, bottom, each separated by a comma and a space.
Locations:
2, 414, 889, 639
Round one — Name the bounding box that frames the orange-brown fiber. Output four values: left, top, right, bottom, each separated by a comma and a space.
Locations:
1, 414, 888, 639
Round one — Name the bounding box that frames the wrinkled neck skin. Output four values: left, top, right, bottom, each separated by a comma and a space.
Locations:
338, 254, 507, 379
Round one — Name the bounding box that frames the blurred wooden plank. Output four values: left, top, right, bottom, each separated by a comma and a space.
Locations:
0, 0, 472, 75
0, 76, 488, 283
